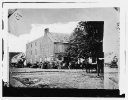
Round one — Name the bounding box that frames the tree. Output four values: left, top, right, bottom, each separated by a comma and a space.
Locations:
67, 21, 103, 58
66, 21, 104, 75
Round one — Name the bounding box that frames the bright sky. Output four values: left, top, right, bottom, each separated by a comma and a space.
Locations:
29, 22, 78, 41
8, 8, 120, 53
8, 22, 78, 52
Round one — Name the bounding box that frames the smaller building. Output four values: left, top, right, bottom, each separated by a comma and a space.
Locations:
26, 28, 70, 64
10, 52, 26, 67
9, 52, 21, 65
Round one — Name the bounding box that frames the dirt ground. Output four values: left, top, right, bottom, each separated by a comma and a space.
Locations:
104, 67, 119, 89
9, 67, 118, 89
10, 68, 104, 89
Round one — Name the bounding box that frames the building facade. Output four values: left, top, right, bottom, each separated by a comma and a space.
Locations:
26, 28, 69, 64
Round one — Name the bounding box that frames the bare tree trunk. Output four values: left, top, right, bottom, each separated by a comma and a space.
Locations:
96, 57, 100, 76
101, 58, 104, 73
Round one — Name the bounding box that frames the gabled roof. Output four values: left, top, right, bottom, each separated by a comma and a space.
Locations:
12, 52, 25, 59
47, 32, 70, 43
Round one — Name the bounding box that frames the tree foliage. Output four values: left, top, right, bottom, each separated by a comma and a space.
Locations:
66, 21, 104, 60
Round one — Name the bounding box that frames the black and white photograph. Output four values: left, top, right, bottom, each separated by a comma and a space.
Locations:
2, 2, 126, 97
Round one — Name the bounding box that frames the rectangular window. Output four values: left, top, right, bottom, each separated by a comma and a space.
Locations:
35, 42, 37, 46
59, 44, 63, 52
40, 58, 42, 62
31, 44, 32, 47
35, 49, 37, 55
35, 58, 37, 62
31, 59, 32, 63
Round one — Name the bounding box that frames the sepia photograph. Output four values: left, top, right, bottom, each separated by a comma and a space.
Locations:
2, 2, 125, 97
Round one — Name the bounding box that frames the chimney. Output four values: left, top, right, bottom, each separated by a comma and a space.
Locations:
44, 28, 49, 36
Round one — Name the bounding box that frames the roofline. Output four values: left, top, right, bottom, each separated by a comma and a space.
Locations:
49, 32, 70, 36
46, 32, 56, 43
26, 31, 70, 45
47, 32, 70, 43
26, 36, 43, 45
54, 42, 69, 44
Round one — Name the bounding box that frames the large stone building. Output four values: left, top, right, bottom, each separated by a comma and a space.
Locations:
26, 28, 70, 64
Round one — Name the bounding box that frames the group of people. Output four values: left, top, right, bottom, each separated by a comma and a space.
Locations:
26, 59, 98, 73
27, 61, 70, 69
